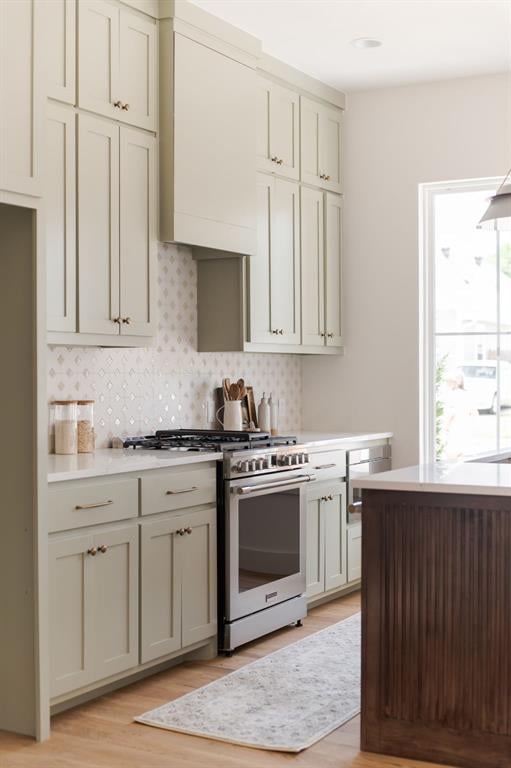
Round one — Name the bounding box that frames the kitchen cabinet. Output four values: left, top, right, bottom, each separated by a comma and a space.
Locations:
49, 523, 139, 698
42, 0, 76, 104
257, 76, 299, 180
249, 174, 301, 345
305, 481, 347, 599
140, 507, 217, 663
300, 96, 342, 193
78, 0, 157, 131
301, 187, 343, 349
46, 103, 76, 332
0, 0, 42, 196
347, 523, 362, 583
77, 114, 157, 338
160, 27, 256, 254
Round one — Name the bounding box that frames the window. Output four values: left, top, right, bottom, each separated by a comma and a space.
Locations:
421, 179, 511, 462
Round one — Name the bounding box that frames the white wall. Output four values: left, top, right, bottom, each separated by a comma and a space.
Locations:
302, 73, 511, 468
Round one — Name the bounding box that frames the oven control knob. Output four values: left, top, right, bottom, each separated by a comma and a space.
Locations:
240, 460, 250, 473
249, 459, 258, 472
256, 457, 265, 470
285, 455, 293, 466
302, 453, 309, 464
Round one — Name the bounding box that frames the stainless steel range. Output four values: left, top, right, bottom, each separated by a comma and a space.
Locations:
124, 429, 315, 653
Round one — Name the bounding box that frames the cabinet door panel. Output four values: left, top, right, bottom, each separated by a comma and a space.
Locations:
180, 508, 217, 648
324, 483, 347, 592
249, 174, 273, 343
140, 517, 181, 663
78, 114, 120, 335
347, 524, 362, 583
301, 186, 325, 346
300, 96, 321, 188
91, 525, 138, 681
271, 178, 300, 343
256, 78, 272, 174
306, 495, 324, 598
319, 105, 342, 194
119, 128, 157, 337
46, 103, 76, 332
0, 0, 41, 196
49, 532, 93, 697
119, 11, 157, 131
270, 82, 299, 180
78, 0, 119, 120
324, 193, 343, 347
43, 0, 76, 104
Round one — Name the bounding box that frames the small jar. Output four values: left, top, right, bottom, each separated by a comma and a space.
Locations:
77, 400, 95, 453
54, 401, 78, 455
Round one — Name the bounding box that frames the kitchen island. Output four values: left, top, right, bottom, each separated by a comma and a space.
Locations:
353, 463, 511, 768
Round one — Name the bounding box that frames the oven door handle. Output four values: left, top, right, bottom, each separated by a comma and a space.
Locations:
234, 475, 316, 495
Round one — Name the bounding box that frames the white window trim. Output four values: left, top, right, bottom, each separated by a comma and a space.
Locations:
419, 176, 503, 464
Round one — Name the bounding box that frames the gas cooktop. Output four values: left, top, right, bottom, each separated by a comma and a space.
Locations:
123, 429, 297, 453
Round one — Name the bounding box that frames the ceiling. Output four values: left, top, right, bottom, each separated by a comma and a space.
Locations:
189, 0, 511, 92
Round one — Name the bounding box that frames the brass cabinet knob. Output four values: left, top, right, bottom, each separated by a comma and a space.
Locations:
279, 329, 284, 335
327, 332, 334, 338
185, 527, 192, 535
122, 317, 131, 325
122, 103, 130, 111
272, 329, 279, 335
177, 528, 186, 536
271, 155, 278, 163
320, 331, 326, 337
113, 100, 122, 108
98, 544, 108, 554
87, 547, 97, 556
277, 158, 283, 165
113, 316, 121, 324
325, 174, 331, 181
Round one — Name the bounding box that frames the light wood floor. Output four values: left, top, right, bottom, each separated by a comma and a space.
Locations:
0, 592, 448, 768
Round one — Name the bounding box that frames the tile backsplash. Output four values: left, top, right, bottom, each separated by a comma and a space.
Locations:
47, 243, 303, 449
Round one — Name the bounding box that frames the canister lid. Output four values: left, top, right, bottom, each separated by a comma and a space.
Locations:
77, 400, 95, 404
52, 400, 78, 404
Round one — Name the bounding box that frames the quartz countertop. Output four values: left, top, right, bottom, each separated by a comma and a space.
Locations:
352, 462, 511, 496
48, 448, 223, 483
294, 431, 392, 448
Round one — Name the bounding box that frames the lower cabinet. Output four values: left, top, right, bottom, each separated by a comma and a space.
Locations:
140, 506, 217, 663
305, 481, 347, 599
49, 522, 139, 698
347, 523, 362, 583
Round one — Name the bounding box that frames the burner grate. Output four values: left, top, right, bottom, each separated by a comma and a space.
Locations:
123, 429, 297, 452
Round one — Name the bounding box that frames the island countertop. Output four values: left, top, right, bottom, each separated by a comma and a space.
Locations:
351, 461, 511, 496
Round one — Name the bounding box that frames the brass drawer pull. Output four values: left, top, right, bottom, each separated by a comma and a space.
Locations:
166, 486, 199, 495
313, 463, 337, 470
75, 500, 114, 510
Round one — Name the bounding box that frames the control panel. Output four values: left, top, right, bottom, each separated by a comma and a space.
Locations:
228, 449, 309, 477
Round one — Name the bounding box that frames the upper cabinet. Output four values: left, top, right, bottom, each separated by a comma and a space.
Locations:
43, 0, 76, 104
300, 96, 342, 194
78, 0, 157, 131
159, 19, 258, 254
257, 76, 299, 180
0, 0, 42, 197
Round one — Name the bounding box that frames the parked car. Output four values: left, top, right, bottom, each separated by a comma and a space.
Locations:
458, 360, 511, 414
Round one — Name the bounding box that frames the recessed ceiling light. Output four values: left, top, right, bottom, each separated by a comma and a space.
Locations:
351, 38, 382, 49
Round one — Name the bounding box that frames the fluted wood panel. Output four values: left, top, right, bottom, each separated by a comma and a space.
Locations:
362, 490, 511, 768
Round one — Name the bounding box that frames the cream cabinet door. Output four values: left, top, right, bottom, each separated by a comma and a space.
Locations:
305, 491, 325, 598
172, 33, 256, 254
0, 0, 42, 196
119, 10, 157, 131
77, 114, 120, 335
250, 176, 300, 345
42, 0, 76, 104
324, 483, 347, 592
140, 517, 182, 663
319, 104, 342, 194
300, 186, 325, 346
347, 523, 362, 583
324, 193, 343, 347
180, 507, 217, 648
257, 77, 299, 180
78, 0, 120, 120
119, 128, 157, 337
49, 532, 94, 697
300, 96, 321, 189
46, 103, 76, 332
90, 524, 139, 681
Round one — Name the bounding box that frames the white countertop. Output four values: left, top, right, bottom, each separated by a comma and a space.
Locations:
352, 462, 511, 496
294, 431, 392, 448
48, 448, 223, 483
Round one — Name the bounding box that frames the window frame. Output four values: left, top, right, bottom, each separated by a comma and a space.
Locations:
419, 176, 504, 463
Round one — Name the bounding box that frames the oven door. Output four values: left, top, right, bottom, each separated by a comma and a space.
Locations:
225, 471, 312, 622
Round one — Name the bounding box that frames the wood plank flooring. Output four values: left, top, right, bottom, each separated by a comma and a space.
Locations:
0, 592, 451, 768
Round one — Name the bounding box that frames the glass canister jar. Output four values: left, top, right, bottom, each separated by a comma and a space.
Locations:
54, 400, 78, 455
77, 400, 95, 453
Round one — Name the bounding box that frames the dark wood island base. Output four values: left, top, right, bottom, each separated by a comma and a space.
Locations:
361, 489, 511, 768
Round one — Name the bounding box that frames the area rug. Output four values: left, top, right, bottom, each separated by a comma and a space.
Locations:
135, 612, 361, 752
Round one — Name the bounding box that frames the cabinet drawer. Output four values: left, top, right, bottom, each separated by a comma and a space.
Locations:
309, 449, 346, 481
49, 477, 138, 532
141, 465, 216, 516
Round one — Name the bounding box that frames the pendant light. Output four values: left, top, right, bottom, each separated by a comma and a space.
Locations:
478, 168, 511, 230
